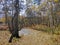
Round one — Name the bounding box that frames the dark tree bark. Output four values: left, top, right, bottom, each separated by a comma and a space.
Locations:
9, 0, 21, 43
4, 0, 8, 24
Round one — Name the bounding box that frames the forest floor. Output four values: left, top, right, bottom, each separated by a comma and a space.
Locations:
0, 28, 60, 45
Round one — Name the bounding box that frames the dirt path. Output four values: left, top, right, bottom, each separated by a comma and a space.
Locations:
0, 28, 59, 45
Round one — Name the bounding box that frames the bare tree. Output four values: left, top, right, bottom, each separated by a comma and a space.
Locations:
9, 0, 21, 43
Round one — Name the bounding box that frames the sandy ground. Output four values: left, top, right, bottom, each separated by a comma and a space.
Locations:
0, 28, 60, 45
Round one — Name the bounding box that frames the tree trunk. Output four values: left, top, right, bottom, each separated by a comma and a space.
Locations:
9, 0, 20, 43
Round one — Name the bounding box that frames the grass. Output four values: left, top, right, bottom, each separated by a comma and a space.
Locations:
0, 29, 60, 45
31, 24, 60, 35
0, 24, 60, 45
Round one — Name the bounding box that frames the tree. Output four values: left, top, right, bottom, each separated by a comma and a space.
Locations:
2, 0, 8, 24
9, 0, 21, 43
26, 8, 35, 17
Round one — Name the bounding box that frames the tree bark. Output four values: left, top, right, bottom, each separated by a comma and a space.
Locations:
9, 0, 21, 43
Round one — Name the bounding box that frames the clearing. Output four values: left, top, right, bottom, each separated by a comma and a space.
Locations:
0, 28, 60, 45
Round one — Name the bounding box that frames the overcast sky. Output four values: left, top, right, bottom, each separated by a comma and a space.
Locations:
0, 0, 45, 17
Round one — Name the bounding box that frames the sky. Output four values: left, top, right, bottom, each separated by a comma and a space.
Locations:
19, 0, 45, 16
0, 0, 45, 17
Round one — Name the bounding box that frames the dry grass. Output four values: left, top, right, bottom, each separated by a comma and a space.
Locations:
30, 24, 60, 34
0, 29, 60, 45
